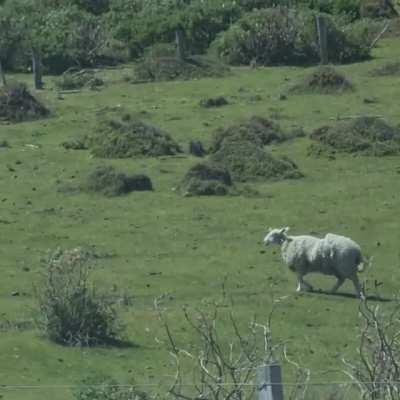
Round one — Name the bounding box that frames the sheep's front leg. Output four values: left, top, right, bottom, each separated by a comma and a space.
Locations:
330, 277, 345, 294
296, 273, 313, 292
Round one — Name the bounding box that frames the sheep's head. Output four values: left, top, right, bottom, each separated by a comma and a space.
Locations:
263, 227, 290, 246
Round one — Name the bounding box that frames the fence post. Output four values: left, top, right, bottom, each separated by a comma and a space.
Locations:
316, 15, 328, 65
256, 363, 284, 400
175, 29, 186, 61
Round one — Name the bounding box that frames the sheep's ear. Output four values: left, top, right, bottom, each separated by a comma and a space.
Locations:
267, 226, 272, 232
280, 227, 290, 234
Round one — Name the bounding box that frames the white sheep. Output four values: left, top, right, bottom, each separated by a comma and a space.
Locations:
263, 227, 365, 299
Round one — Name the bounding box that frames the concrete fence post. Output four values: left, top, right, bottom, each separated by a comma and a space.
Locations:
256, 363, 284, 400
316, 15, 328, 65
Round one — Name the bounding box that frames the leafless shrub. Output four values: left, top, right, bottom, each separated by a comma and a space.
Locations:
343, 299, 400, 400
154, 293, 310, 400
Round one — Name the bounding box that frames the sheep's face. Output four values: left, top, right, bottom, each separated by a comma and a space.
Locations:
263, 227, 289, 246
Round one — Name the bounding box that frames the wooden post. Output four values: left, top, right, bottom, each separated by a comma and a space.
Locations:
0, 58, 6, 87
175, 29, 186, 61
256, 363, 284, 400
316, 15, 328, 65
32, 48, 43, 89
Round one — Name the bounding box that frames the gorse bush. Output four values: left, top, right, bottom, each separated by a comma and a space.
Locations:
212, 7, 377, 66
35, 247, 123, 346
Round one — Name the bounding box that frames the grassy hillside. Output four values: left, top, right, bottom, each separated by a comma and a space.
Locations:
1, 38, 400, 399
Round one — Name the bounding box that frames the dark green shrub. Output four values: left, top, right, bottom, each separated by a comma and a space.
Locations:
289, 65, 353, 94
0, 140, 10, 148
360, 0, 398, 18
88, 114, 182, 158
0, 82, 49, 122
134, 55, 229, 82
212, 7, 376, 66
85, 166, 152, 196
309, 116, 400, 156
199, 96, 229, 108
180, 162, 233, 196
35, 247, 123, 346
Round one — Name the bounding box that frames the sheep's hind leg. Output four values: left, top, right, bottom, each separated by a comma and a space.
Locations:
330, 277, 345, 294
350, 274, 365, 300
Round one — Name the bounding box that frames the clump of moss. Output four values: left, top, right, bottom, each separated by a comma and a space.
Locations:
309, 116, 400, 156
88, 113, 182, 158
55, 69, 104, 90
85, 166, 152, 197
199, 96, 229, 108
0, 82, 49, 122
134, 55, 229, 82
370, 62, 400, 77
289, 66, 353, 95
180, 162, 233, 196
210, 138, 302, 182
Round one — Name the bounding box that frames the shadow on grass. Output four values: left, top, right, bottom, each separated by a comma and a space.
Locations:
311, 289, 392, 302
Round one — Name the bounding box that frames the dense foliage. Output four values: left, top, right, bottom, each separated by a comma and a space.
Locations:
0, 0, 392, 74
212, 8, 379, 66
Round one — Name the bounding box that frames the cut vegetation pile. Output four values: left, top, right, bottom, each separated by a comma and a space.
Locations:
371, 61, 400, 76
88, 113, 182, 158
179, 162, 233, 196
134, 55, 229, 82
0, 82, 49, 122
289, 66, 353, 94
200, 96, 229, 108
208, 116, 303, 182
85, 165, 153, 197
55, 68, 104, 90
309, 117, 400, 156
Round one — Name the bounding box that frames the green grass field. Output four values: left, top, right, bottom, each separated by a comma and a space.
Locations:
1, 38, 400, 399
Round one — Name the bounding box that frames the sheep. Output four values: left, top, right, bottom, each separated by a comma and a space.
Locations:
263, 227, 365, 299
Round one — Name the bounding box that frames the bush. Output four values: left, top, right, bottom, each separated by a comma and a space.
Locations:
309, 116, 400, 156
85, 166, 153, 196
134, 55, 229, 82
55, 69, 104, 90
289, 65, 353, 94
88, 113, 182, 158
35, 247, 123, 346
211, 7, 376, 66
0, 82, 49, 122
180, 162, 233, 196
360, 0, 398, 18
